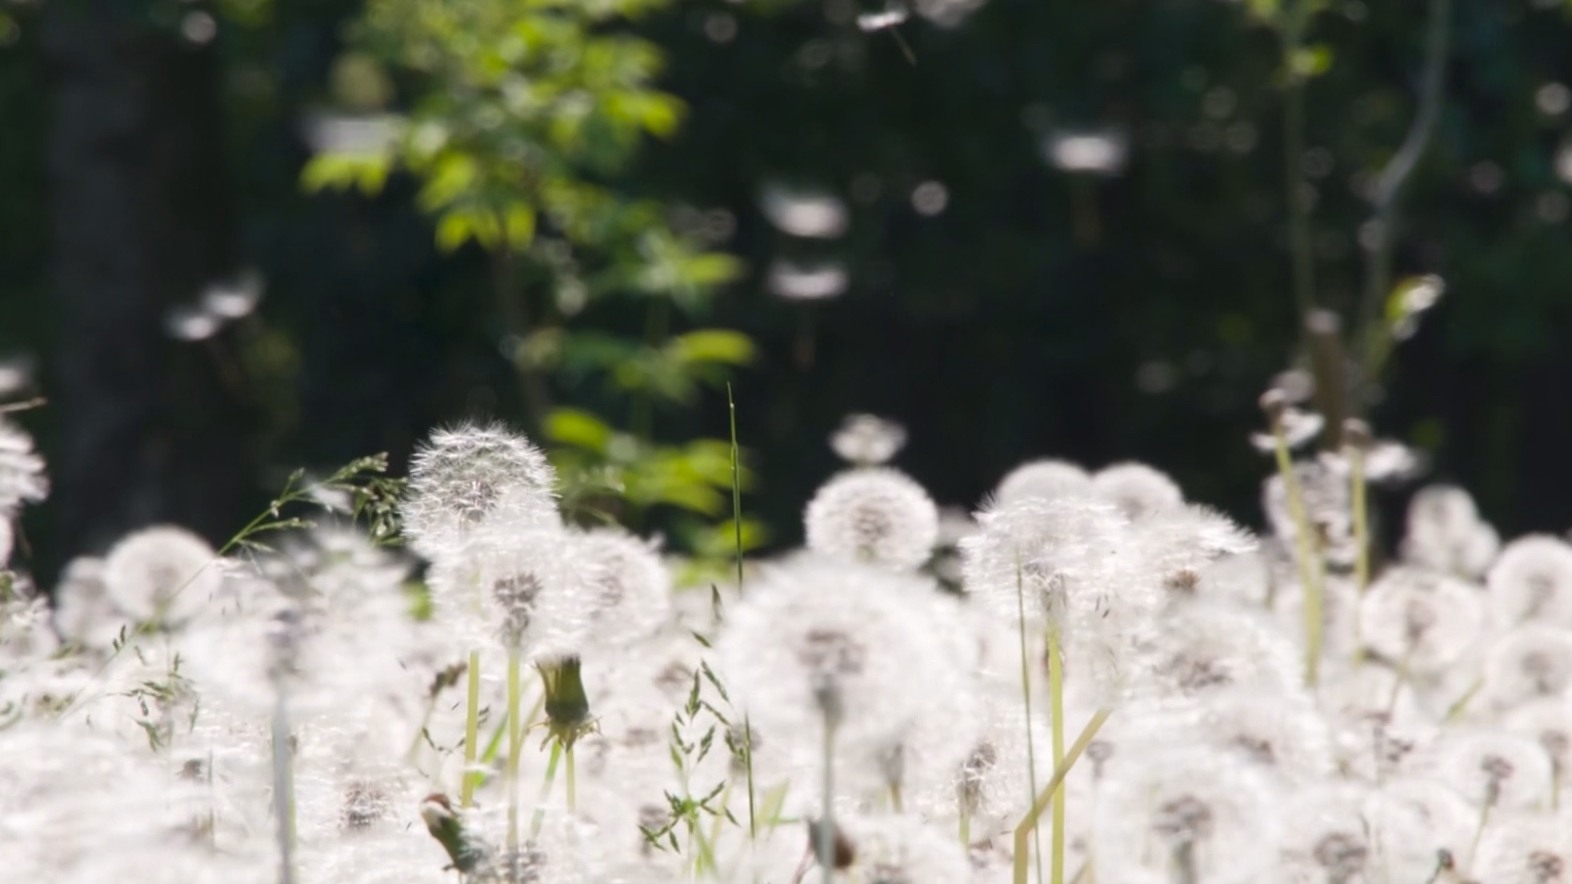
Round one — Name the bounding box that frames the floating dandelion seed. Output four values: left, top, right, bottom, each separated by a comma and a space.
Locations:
830, 414, 907, 466
1043, 128, 1130, 175
759, 183, 849, 238
804, 467, 940, 572
767, 258, 849, 300
400, 420, 559, 561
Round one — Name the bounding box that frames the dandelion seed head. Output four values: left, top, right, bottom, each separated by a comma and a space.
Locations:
1360, 567, 1484, 674
830, 413, 908, 466
1473, 815, 1572, 884
1489, 535, 1572, 628
1140, 601, 1299, 699
1426, 729, 1554, 810
1043, 129, 1130, 175
993, 458, 1093, 507
841, 815, 971, 884
1362, 779, 1478, 883
1264, 458, 1357, 565
538, 527, 672, 654
805, 467, 939, 571
1249, 407, 1324, 452
1403, 484, 1500, 579
1505, 698, 1572, 782
1275, 785, 1370, 884
1483, 625, 1572, 711
1192, 687, 1333, 784
1094, 746, 1283, 884
400, 420, 559, 561
717, 557, 953, 782
1092, 461, 1184, 521
102, 524, 224, 626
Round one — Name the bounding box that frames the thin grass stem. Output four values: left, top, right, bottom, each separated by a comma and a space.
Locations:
461, 649, 482, 807
529, 740, 564, 841
506, 647, 523, 853
1015, 554, 1045, 884
1048, 626, 1067, 884
1013, 709, 1114, 884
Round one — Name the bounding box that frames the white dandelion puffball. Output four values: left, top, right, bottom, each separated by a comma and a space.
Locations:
1359, 567, 1484, 675
1472, 814, 1572, 884
1425, 729, 1554, 811
962, 495, 1159, 705
804, 467, 939, 571
1140, 601, 1299, 699
716, 556, 954, 774
428, 526, 569, 651
102, 524, 224, 625
1504, 698, 1572, 784
538, 527, 672, 654
993, 458, 1092, 507
1275, 785, 1371, 884
1362, 779, 1477, 883
1482, 625, 1572, 711
400, 420, 559, 560
842, 814, 971, 884
829, 413, 907, 466
1092, 461, 1184, 520
1489, 534, 1572, 628
1093, 746, 1284, 884
1402, 484, 1499, 578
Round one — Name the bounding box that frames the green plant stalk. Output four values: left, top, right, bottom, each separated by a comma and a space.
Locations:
529, 740, 564, 841
889, 782, 904, 814
727, 383, 758, 844
1351, 444, 1371, 664
1013, 709, 1114, 884
1015, 556, 1045, 884
959, 804, 971, 849
704, 778, 735, 862
565, 745, 577, 812
818, 712, 836, 884
1048, 627, 1067, 884
271, 686, 297, 884
506, 648, 523, 853
1270, 419, 1325, 686
461, 649, 482, 807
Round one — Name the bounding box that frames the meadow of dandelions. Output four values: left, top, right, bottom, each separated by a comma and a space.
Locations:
4, 390, 1572, 884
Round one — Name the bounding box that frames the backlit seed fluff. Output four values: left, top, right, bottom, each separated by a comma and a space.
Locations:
804, 467, 939, 571
1359, 567, 1484, 675
400, 420, 559, 560
1402, 484, 1500, 579
1093, 746, 1283, 884
1471, 815, 1572, 884
538, 528, 672, 654
1092, 461, 1184, 521
1425, 730, 1553, 811
1482, 625, 1572, 711
992, 458, 1092, 507
1488, 535, 1572, 628
102, 525, 224, 625
829, 413, 907, 466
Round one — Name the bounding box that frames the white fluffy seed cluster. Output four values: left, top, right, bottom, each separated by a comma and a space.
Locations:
7, 412, 1572, 884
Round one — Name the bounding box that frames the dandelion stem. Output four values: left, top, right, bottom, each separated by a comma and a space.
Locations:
1268, 408, 1326, 686
818, 711, 836, 884
1013, 709, 1114, 884
1015, 554, 1046, 884
565, 745, 577, 812
959, 806, 970, 849
461, 649, 482, 807
1351, 439, 1371, 665
270, 684, 297, 884
506, 647, 523, 853
1047, 627, 1067, 884
529, 739, 563, 841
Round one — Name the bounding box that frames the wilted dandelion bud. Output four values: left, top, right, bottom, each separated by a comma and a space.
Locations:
102, 524, 224, 626
717, 557, 951, 783
1427, 730, 1554, 811
830, 414, 907, 466
1091, 461, 1183, 521
1359, 567, 1483, 675
1482, 625, 1572, 711
1488, 535, 1572, 628
400, 420, 559, 561
1093, 746, 1283, 884
993, 458, 1092, 507
804, 467, 939, 572
1402, 485, 1500, 578
0, 415, 48, 513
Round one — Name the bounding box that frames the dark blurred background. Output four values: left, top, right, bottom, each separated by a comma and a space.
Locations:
4, 0, 1572, 581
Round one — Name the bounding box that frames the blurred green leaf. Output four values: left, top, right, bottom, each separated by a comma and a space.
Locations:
544, 408, 613, 453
